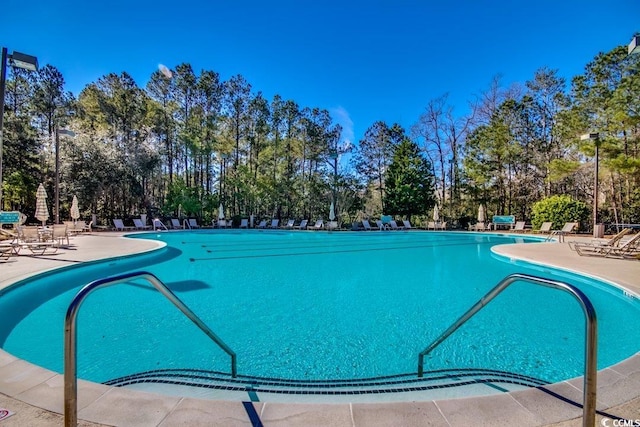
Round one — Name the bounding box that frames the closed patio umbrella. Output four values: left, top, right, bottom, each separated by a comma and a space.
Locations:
433, 204, 440, 222
329, 201, 335, 221
477, 204, 486, 223
70, 195, 80, 222
35, 184, 50, 226
218, 203, 225, 220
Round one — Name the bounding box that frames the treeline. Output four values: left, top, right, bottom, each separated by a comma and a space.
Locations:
1, 42, 638, 229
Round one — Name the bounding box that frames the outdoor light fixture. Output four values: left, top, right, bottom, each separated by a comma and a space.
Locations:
0, 47, 39, 211
629, 35, 640, 55
581, 132, 601, 238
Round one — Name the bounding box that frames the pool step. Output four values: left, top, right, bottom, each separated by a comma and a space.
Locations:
104, 367, 548, 400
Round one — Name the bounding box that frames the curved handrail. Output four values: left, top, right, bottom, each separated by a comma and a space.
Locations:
64, 271, 236, 427
417, 273, 597, 427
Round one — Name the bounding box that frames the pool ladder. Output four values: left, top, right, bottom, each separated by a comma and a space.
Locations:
63, 271, 236, 427
417, 273, 597, 427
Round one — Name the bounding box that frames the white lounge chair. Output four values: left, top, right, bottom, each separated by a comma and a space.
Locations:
535, 222, 553, 234
547, 222, 577, 243
239, 218, 248, 229
294, 219, 308, 230
362, 219, 373, 231
512, 221, 526, 232
403, 220, 413, 230
389, 220, 402, 230
311, 219, 324, 230
133, 218, 151, 230
113, 219, 134, 231
283, 219, 295, 229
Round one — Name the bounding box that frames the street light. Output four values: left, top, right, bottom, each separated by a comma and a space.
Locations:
0, 47, 38, 212
581, 132, 601, 238
55, 127, 76, 224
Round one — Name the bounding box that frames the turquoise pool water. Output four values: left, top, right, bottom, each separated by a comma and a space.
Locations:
1, 230, 640, 387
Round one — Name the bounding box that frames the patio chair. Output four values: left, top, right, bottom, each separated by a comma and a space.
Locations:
362, 219, 377, 231
427, 221, 436, 230
375, 219, 386, 230
548, 222, 577, 243
257, 220, 267, 229
512, 221, 527, 233
569, 228, 632, 252
283, 219, 295, 229
113, 219, 134, 231
294, 219, 308, 230
389, 220, 403, 230
239, 218, 249, 229
16, 226, 58, 255
133, 218, 151, 230
535, 222, 553, 234
575, 232, 640, 258
269, 219, 280, 229
188, 218, 200, 229
170, 218, 182, 229
311, 219, 324, 230
52, 224, 70, 247
403, 220, 413, 230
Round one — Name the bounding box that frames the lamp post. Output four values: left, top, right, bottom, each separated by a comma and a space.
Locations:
0, 48, 38, 211
54, 127, 76, 224
581, 132, 601, 238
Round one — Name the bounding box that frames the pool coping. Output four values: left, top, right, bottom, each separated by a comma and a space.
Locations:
1, 230, 639, 426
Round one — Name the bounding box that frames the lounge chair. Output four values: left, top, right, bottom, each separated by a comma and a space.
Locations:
569, 228, 631, 252
403, 220, 413, 230
389, 220, 403, 230
216, 219, 228, 228
187, 218, 200, 229
362, 219, 377, 231
0, 244, 15, 261
113, 219, 134, 231
170, 218, 183, 229
294, 219, 308, 230
375, 219, 386, 230
470, 223, 487, 231
283, 219, 295, 229
575, 232, 640, 258
239, 219, 248, 229
257, 220, 267, 229
311, 219, 324, 230
512, 221, 527, 233
535, 222, 553, 234
427, 221, 436, 230
133, 218, 151, 230
269, 219, 280, 229
548, 222, 577, 243
438, 221, 447, 230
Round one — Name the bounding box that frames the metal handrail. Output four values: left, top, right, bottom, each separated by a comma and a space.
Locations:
64, 271, 236, 427
417, 273, 597, 427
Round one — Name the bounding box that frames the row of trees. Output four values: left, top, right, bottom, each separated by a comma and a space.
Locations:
1, 40, 638, 229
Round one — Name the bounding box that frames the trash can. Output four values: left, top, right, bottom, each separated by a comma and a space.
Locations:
594, 223, 605, 238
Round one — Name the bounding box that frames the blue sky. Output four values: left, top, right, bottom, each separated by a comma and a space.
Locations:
2, 0, 639, 145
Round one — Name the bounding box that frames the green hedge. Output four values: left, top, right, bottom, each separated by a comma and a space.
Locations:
531, 195, 589, 231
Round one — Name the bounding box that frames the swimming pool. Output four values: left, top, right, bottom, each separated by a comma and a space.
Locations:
1, 230, 640, 400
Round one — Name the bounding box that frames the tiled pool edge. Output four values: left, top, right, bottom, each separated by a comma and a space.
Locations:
0, 232, 639, 425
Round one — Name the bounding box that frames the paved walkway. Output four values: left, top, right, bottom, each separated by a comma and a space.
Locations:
0, 231, 639, 426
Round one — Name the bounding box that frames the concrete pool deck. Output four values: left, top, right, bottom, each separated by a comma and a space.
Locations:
0, 230, 638, 426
